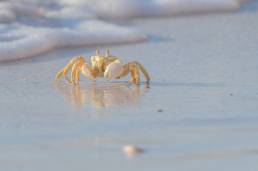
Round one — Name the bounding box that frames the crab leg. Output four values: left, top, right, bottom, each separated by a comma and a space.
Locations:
129, 62, 140, 84
117, 61, 150, 84
134, 61, 150, 83
55, 56, 85, 82
70, 62, 80, 85
71, 58, 85, 85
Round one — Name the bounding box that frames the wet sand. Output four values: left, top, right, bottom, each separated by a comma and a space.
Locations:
1, 2, 258, 171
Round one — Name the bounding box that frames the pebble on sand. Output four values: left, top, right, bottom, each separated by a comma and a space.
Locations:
123, 145, 144, 157
157, 109, 163, 112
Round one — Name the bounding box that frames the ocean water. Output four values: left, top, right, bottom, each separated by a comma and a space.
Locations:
0, 0, 251, 61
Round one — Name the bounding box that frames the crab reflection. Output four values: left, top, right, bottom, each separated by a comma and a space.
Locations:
54, 82, 149, 108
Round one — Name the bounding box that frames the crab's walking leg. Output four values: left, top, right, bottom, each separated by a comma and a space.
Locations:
71, 61, 80, 85
129, 62, 140, 84
71, 58, 86, 85
55, 57, 76, 81
134, 61, 150, 83
117, 61, 150, 84
55, 56, 85, 83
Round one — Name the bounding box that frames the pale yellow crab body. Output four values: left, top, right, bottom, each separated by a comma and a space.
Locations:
55, 49, 150, 85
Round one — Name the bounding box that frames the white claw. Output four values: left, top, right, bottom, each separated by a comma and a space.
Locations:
104, 59, 123, 80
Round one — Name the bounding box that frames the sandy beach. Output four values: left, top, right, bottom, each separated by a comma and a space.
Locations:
1, 1, 258, 171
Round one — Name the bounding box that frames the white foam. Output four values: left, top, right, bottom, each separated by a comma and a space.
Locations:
58, 0, 249, 18
0, 0, 251, 61
0, 21, 145, 61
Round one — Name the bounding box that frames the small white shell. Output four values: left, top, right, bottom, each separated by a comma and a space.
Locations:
104, 59, 123, 79
123, 145, 144, 157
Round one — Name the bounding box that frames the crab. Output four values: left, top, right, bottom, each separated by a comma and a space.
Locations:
55, 49, 150, 85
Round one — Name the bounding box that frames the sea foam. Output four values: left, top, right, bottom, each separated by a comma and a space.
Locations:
0, 0, 251, 61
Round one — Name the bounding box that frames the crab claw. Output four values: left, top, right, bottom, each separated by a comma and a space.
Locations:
104, 59, 123, 80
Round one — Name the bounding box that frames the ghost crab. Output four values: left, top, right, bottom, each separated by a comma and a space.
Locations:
55, 49, 150, 85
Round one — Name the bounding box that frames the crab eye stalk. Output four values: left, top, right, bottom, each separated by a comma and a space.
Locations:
105, 49, 110, 57
96, 48, 100, 56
